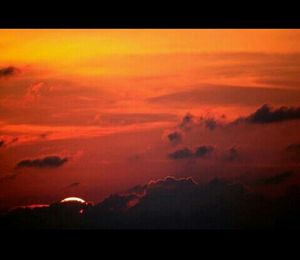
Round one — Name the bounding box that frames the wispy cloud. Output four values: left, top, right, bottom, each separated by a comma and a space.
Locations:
148, 85, 300, 107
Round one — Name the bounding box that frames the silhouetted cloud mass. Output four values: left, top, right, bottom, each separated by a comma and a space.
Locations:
238, 104, 300, 124
16, 156, 68, 169
0, 140, 4, 147
2, 176, 300, 229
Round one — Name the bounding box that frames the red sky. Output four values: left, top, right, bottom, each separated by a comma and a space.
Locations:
1, 29, 300, 209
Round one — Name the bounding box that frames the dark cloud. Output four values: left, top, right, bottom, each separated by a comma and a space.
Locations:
164, 115, 225, 152
0, 199, 92, 229
165, 115, 222, 147
16, 156, 68, 169
195, 145, 214, 157
72, 177, 300, 229
238, 104, 300, 124
167, 131, 182, 144
0, 140, 5, 148
3, 176, 300, 229
147, 176, 197, 191
255, 171, 294, 186
169, 145, 214, 160
203, 118, 218, 130
0, 66, 19, 78
179, 113, 194, 130
95, 193, 139, 212
169, 148, 194, 160
164, 113, 195, 145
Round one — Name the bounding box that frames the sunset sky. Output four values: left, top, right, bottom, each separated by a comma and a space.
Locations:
1, 29, 300, 211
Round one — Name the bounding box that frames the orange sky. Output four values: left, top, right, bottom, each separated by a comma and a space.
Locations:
1, 29, 300, 81
1, 29, 300, 209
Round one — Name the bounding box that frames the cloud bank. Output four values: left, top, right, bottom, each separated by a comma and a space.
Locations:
2, 176, 300, 229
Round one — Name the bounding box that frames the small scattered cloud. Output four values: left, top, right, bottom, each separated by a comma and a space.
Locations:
167, 131, 182, 145
195, 145, 214, 157
169, 145, 214, 160
164, 113, 195, 145
179, 113, 195, 130
16, 155, 68, 169
165, 114, 223, 146
0, 66, 19, 78
202, 118, 218, 130
169, 148, 194, 160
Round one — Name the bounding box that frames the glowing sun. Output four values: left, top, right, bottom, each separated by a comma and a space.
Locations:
60, 197, 86, 203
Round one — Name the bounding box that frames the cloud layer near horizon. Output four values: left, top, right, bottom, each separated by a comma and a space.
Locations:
2, 175, 300, 229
